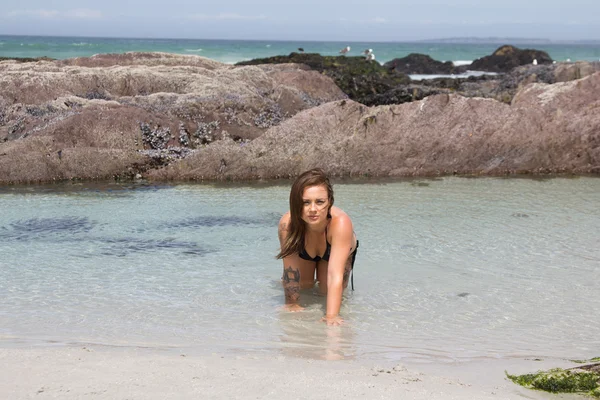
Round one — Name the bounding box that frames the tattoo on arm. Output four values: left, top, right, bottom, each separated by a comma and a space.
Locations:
278, 222, 288, 243
282, 266, 300, 303
343, 259, 352, 288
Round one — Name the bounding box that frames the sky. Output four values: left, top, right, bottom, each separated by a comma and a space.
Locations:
0, 0, 598, 41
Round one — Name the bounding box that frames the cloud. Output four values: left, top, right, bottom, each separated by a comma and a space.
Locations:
64, 9, 103, 19
7, 9, 59, 19
186, 13, 267, 21
370, 17, 388, 24
6, 9, 102, 20
332, 16, 388, 24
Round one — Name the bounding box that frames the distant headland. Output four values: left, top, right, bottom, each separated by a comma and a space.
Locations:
415, 37, 600, 45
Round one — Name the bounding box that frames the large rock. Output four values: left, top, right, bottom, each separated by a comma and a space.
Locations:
2, 53, 598, 184
412, 61, 600, 104
0, 57, 54, 63
234, 50, 593, 108
148, 72, 600, 180
384, 53, 463, 75
237, 53, 410, 105
55, 52, 225, 69
0, 53, 346, 183
469, 45, 553, 72
361, 85, 452, 107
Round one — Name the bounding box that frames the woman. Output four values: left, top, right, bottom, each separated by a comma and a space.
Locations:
277, 168, 358, 326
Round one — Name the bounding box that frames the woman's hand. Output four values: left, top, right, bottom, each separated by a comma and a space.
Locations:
321, 314, 344, 326
283, 303, 304, 312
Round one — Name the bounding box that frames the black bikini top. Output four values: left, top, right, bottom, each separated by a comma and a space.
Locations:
299, 236, 331, 262
298, 214, 331, 262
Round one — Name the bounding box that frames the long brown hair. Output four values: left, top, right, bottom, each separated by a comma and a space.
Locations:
277, 168, 334, 259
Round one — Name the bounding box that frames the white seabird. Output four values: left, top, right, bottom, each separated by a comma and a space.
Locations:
339, 46, 351, 55
532, 58, 538, 65
363, 48, 373, 56
366, 52, 376, 61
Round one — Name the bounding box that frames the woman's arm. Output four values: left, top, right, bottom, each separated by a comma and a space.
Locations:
324, 215, 354, 324
278, 214, 303, 311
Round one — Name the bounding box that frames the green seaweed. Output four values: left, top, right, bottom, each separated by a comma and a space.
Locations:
507, 368, 600, 398
572, 358, 600, 364
236, 52, 411, 104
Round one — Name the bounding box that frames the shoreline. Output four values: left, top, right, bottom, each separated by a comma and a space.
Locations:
0, 344, 580, 399
1, 172, 599, 191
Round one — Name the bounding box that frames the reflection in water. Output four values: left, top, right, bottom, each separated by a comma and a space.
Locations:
277, 290, 356, 360
323, 326, 349, 361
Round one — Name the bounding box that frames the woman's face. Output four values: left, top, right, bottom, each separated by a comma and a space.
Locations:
301, 185, 330, 225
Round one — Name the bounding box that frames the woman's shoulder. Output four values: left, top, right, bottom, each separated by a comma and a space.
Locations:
329, 206, 353, 229
279, 212, 291, 228
330, 206, 350, 220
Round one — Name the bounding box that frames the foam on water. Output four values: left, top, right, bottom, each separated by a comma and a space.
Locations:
452, 60, 473, 66
0, 177, 599, 362
410, 70, 499, 80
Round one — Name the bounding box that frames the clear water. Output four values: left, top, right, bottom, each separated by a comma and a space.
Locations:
0, 177, 599, 362
1, 35, 599, 64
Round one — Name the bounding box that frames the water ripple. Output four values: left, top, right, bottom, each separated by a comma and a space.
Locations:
97, 237, 209, 257
0, 217, 95, 240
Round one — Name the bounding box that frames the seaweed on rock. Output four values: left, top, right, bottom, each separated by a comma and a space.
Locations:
507, 364, 600, 398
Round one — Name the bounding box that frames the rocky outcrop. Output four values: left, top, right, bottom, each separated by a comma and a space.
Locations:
401, 61, 600, 104
235, 50, 594, 107
149, 72, 600, 180
55, 52, 225, 70
237, 53, 410, 105
384, 53, 463, 75
469, 45, 553, 72
0, 57, 55, 63
0, 53, 346, 184
361, 85, 452, 107
1, 53, 598, 184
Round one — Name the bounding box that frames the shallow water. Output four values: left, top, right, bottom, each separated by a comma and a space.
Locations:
0, 177, 598, 363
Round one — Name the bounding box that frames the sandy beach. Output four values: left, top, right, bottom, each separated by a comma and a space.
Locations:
0, 344, 580, 399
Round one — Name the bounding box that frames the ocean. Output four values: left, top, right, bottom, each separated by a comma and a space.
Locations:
1, 177, 598, 362
1, 35, 599, 67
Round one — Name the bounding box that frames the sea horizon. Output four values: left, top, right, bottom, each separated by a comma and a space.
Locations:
1, 32, 599, 44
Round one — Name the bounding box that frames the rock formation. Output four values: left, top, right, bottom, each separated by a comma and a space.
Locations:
237, 53, 410, 105
1, 52, 598, 184
384, 53, 463, 75
149, 72, 600, 180
0, 53, 346, 183
387, 61, 600, 105
236, 49, 597, 107
469, 45, 553, 72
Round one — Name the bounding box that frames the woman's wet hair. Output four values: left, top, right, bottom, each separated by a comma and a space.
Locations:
276, 168, 334, 259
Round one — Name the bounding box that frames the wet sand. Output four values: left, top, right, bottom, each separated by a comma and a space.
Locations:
0, 345, 579, 399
